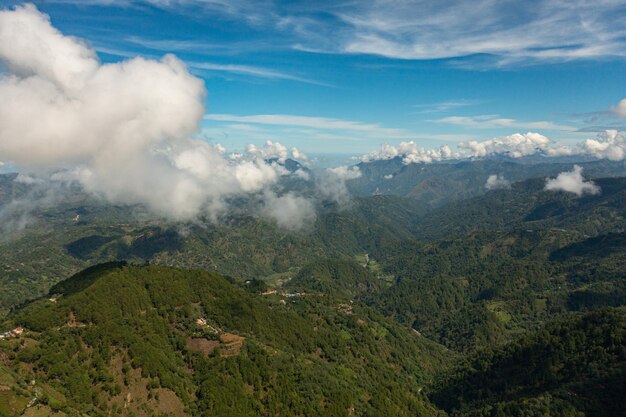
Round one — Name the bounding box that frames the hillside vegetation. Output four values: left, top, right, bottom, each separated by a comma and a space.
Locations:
0, 265, 449, 417
432, 308, 626, 417
1, 167, 626, 416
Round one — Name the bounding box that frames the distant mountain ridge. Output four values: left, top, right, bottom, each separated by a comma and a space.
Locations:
350, 156, 626, 207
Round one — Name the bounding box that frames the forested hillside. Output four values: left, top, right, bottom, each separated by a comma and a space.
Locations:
412, 176, 626, 241
0, 265, 449, 417
1, 170, 625, 417
432, 308, 626, 417
362, 177, 626, 351
2, 263, 625, 417
0, 188, 418, 315
350, 157, 626, 206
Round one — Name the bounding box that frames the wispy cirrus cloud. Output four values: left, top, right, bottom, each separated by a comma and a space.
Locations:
91, 44, 327, 85
125, 35, 277, 55
38, 0, 626, 66
571, 98, 626, 131
202, 114, 475, 152
126, 36, 230, 53
204, 114, 412, 137
577, 125, 626, 133
413, 99, 481, 114
435, 115, 575, 131
190, 62, 329, 86
331, 0, 626, 64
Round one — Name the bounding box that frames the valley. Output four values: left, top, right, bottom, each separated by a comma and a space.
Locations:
1, 157, 625, 416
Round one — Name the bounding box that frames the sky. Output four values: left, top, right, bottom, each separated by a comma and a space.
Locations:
1, 0, 626, 156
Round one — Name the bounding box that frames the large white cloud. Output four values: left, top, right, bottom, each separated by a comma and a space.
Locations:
0, 4, 312, 229
246, 140, 289, 162
459, 133, 551, 158
544, 165, 600, 196
361, 133, 551, 164
581, 130, 626, 161
361, 142, 454, 164
360, 130, 626, 166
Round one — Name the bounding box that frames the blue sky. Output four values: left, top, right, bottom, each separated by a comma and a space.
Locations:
4, 0, 626, 155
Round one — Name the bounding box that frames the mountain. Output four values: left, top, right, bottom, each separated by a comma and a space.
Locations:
359, 176, 626, 351
411, 176, 626, 241
0, 167, 625, 417
0, 264, 449, 417
285, 258, 384, 298
350, 157, 626, 208
0, 173, 17, 205
431, 307, 626, 417
265, 158, 309, 174
2, 173, 626, 354
0, 188, 420, 315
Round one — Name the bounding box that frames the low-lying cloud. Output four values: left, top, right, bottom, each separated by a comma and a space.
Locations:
544, 165, 600, 196
361, 142, 454, 164
0, 4, 313, 230
581, 130, 626, 161
361, 130, 626, 165
317, 165, 362, 207
485, 175, 511, 190
262, 191, 316, 230
459, 132, 550, 158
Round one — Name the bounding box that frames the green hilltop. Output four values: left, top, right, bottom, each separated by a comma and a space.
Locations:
1, 264, 449, 417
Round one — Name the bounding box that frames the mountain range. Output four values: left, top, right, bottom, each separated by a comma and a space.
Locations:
1, 156, 625, 416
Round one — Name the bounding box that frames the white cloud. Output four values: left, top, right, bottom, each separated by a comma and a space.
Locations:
332, 1, 626, 64
0, 4, 314, 229
435, 115, 573, 131
294, 169, 310, 181
0, 174, 77, 236
291, 147, 307, 161
611, 99, 626, 118
233, 160, 278, 192
413, 99, 480, 114
360, 129, 626, 165
317, 165, 361, 206
202, 116, 474, 154
13, 174, 43, 185
262, 191, 316, 230
361, 132, 583, 165
543, 130, 626, 161
204, 113, 414, 138
581, 130, 626, 161
485, 174, 510, 190
46, 0, 275, 24
246, 140, 289, 162
545, 165, 600, 196
43, 1, 626, 67
327, 165, 362, 180
459, 132, 551, 158
544, 145, 581, 157
190, 62, 327, 86
361, 142, 455, 164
